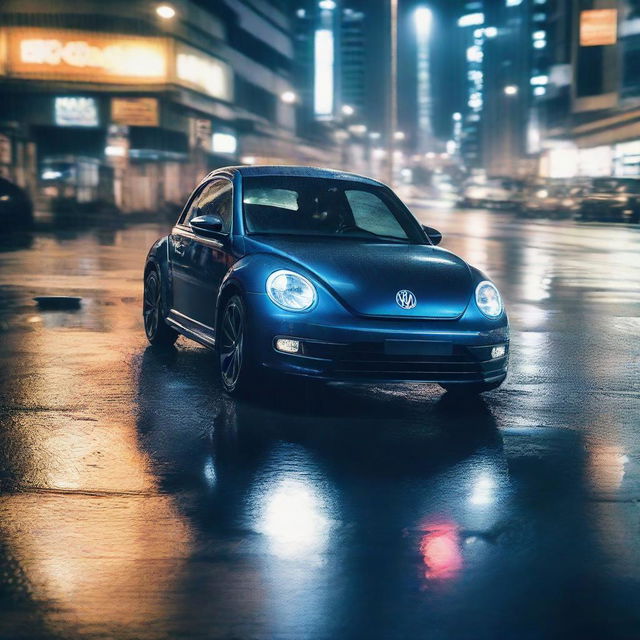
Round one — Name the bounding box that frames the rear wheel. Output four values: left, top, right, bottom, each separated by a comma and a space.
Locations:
219, 295, 254, 395
143, 269, 178, 346
440, 379, 504, 395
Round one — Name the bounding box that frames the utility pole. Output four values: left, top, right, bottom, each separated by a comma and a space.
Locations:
387, 0, 397, 187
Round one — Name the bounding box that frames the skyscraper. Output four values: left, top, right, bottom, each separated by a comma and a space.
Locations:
341, 7, 366, 116
415, 7, 435, 153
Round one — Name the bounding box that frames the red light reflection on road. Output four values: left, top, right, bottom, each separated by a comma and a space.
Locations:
419, 522, 462, 581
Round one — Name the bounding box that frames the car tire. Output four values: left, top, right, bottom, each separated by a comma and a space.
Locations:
218, 294, 255, 395
440, 379, 504, 395
143, 268, 178, 346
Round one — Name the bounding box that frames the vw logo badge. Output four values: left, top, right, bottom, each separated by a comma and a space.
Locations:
396, 290, 417, 310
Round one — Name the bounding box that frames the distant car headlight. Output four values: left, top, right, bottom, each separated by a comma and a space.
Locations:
536, 189, 548, 199
266, 270, 317, 311
475, 281, 503, 318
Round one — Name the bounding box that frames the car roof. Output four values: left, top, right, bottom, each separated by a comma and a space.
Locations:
205, 165, 386, 188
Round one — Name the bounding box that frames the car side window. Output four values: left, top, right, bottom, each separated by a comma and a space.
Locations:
183, 180, 233, 232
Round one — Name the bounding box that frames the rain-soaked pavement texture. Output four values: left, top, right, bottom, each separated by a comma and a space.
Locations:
0, 209, 639, 640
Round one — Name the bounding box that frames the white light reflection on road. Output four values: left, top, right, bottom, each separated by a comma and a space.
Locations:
255, 476, 333, 561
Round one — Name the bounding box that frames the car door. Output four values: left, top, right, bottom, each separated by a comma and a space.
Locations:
169, 179, 233, 330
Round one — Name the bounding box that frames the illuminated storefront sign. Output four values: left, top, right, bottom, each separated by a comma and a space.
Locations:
314, 29, 334, 117
578, 145, 613, 176
0, 28, 233, 102
111, 97, 159, 126
580, 10, 618, 47
55, 96, 99, 127
212, 132, 237, 154
175, 43, 232, 101
4, 28, 167, 83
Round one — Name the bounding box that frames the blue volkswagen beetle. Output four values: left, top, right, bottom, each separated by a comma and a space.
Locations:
143, 166, 509, 395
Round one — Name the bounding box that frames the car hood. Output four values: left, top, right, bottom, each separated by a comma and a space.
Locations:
245, 236, 473, 319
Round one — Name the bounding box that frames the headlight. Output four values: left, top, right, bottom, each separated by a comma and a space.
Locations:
536, 189, 548, 199
266, 270, 317, 311
475, 281, 503, 318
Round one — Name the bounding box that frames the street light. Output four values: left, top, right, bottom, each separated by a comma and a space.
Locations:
280, 91, 297, 104
394, 131, 405, 141
341, 104, 355, 116
156, 4, 176, 19
504, 85, 518, 96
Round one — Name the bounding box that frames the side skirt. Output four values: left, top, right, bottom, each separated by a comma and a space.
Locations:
166, 309, 216, 350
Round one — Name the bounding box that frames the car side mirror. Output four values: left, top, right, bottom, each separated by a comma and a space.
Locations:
190, 214, 224, 237
422, 225, 442, 245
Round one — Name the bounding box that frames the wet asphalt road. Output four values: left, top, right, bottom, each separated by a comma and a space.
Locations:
0, 207, 639, 640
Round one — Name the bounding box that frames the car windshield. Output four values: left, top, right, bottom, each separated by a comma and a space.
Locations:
242, 176, 423, 243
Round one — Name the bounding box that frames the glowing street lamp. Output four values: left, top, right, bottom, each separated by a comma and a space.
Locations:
156, 4, 176, 19
504, 85, 518, 96
341, 104, 355, 116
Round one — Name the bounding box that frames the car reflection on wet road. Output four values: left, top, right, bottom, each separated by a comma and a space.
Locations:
0, 209, 639, 639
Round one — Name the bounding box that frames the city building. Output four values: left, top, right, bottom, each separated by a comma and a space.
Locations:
538, 0, 640, 178
456, 0, 556, 178
292, 0, 370, 175
340, 7, 366, 119
457, 2, 487, 172
0, 0, 311, 215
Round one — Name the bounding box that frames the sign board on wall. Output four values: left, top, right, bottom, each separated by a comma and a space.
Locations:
3, 28, 167, 83
189, 118, 212, 150
175, 43, 233, 101
0, 28, 233, 103
111, 97, 159, 126
0, 134, 11, 164
580, 9, 618, 46
55, 96, 99, 126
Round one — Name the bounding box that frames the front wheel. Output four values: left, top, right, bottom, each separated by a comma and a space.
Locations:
143, 268, 178, 346
218, 295, 255, 395
440, 379, 504, 395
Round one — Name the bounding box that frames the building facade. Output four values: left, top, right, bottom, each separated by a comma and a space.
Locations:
0, 0, 310, 215
457, 0, 557, 178
539, 0, 640, 178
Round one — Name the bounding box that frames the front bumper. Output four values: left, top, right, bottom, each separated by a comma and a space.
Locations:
247, 292, 509, 384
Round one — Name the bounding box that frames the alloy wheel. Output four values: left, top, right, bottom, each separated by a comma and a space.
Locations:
143, 272, 161, 339
220, 299, 244, 390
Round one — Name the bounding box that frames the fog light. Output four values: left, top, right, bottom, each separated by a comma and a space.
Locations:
491, 345, 506, 359
275, 338, 300, 354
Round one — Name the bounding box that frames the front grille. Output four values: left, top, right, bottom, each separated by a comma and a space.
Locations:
300, 341, 507, 381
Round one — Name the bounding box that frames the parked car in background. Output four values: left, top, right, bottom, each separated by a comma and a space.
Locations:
578, 178, 640, 223
460, 177, 525, 210
519, 180, 584, 219
0, 177, 33, 228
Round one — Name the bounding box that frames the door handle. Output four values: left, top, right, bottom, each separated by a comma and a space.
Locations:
174, 239, 187, 257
